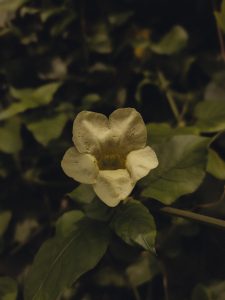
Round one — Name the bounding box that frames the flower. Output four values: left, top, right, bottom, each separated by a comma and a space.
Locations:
61, 108, 158, 207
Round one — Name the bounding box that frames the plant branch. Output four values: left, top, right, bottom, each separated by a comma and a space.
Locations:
123, 272, 141, 300
216, 23, 225, 61
159, 261, 170, 300
157, 72, 181, 124
160, 206, 225, 229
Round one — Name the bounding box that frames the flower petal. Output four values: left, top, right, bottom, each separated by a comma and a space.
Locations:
109, 108, 147, 153
126, 146, 158, 182
93, 169, 134, 207
72, 111, 110, 155
61, 147, 99, 184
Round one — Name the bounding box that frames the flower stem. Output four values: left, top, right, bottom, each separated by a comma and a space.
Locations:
165, 90, 181, 124
157, 72, 181, 124
211, 0, 225, 62
123, 272, 141, 300
160, 206, 225, 229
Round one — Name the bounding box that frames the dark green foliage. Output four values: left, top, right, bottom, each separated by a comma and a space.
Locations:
0, 0, 225, 300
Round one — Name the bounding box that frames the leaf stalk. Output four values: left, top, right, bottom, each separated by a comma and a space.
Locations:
160, 206, 225, 229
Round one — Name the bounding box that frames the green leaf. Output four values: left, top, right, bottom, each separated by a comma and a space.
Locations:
26, 113, 68, 146
84, 198, 113, 221
141, 135, 209, 205
68, 184, 95, 204
192, 281, 225, 300
55, 210, 84, 238
195, 99, 225, 132
204, 72, 225, 102
40, 7, 66, 22
208, 281, 225, 300
147, 123, 172, 145
150, 25, 188, 55
0, 0, 30, 12
24, 218, 110, 300
147, 122, 199, 145
0, 82, 61, 121
88, 24, 112, 54
111, 200, 156, 251
14, 218, 39, 243
0, 277, 17, 300
0, 119, 22, 153
108, 11, 134, 27
0, 211, 12, 237
50, 11, 77, 36
82, 94, 101, 109
126, 252, 160, 287
95, 266, 125, 287
192, 284, 210, 300
207, 149, 225, 180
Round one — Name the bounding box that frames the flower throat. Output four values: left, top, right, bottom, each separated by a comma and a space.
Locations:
98, 153, 126, 170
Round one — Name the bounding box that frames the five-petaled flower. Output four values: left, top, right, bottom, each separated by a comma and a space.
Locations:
61, 108, 158, 207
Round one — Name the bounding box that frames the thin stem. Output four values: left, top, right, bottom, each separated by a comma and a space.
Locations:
157, 72, 181, 124
211, 0, 225, 61
210, 129, 225, 144
166, 91, 181, 124
160, 206, 225, 230
131, 286, 142, 300
198, 187, 225, 208
124, 273, 141, 300
216, 23, 225, 61
159, 261, 170, 300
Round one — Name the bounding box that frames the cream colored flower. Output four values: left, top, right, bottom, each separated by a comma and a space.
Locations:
61, 108, 158, 207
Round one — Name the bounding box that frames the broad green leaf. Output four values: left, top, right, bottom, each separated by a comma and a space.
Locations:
141, 135, 209, 205
10, 82, 61, 105
111, 200, 156, 251
0, 277, 17, 300
68, 184, 95, 204
0, 82, 61, 121
150, 25, 188, 55
214, 0, 225, 33
24, 218, 110, 300
147, 122, 199, 145
56, 210, 84, 237
84, 198, 113, 221
207, 149, 225, 180
26, 113, 68, 146
0, 0, 30, 12
195, 99, 225, 132
0, 119, 22, 154
0, 211, 12, 237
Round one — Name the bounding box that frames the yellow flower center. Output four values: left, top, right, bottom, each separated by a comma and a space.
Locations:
98, 153, 125, 170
